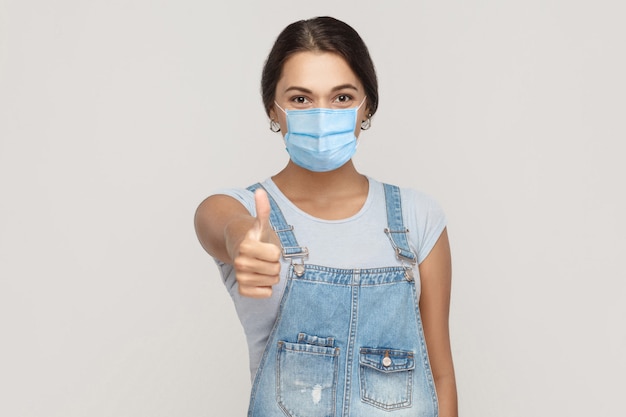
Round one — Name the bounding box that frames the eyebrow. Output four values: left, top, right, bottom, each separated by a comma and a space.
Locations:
283, 84, 359, 94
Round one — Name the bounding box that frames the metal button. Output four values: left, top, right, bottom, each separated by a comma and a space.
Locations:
382, 350, 392, 367
293, 264, 305, 277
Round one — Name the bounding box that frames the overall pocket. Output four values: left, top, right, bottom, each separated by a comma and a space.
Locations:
277, 337, 339, 417
359, 347, 415, 410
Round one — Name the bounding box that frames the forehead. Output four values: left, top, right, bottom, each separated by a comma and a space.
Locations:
277, 51, 363, 93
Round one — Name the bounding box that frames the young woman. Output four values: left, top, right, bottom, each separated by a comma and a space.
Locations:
195, 16, 457, 417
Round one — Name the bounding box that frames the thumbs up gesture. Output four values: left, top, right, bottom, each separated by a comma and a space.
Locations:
233, 189, 282, 298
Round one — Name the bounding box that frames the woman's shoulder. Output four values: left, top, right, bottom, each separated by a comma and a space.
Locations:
401, 187, 444, 214
384, 182, 447, 264
368, 177, 444, 214
200, 184, 259, 216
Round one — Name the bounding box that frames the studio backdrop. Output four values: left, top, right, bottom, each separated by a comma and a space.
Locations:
0, 1, 624, 416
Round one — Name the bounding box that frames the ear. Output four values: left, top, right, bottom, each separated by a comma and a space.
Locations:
361, 105, 372, 122
362, 100, 372, 119
268, 107, 278, 121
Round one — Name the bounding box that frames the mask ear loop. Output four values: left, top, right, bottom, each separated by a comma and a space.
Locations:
274, 101, 287, 114
274, 96, 368, 137
357, 96, 371, 130
270, 102, 287, 133
356, 96, 367, 110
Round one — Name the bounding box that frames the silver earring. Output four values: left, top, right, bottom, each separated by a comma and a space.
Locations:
269, 119, 281, 132
360, 115, 372, 130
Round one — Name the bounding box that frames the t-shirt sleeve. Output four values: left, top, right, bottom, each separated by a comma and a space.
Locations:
210, 187, 257, 217
403, 188, 447, 264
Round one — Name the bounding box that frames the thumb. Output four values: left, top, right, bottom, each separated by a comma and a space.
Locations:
249, 188, 272, 241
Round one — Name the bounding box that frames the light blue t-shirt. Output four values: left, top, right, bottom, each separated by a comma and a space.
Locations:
212, 177, 447, 379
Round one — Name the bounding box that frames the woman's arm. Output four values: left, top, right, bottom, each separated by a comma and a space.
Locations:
194, 190, 282, 298
418, 228, 458, 417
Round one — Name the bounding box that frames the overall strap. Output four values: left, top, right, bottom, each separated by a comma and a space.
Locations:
383, 183, 417, 265
246, 183, 309, 260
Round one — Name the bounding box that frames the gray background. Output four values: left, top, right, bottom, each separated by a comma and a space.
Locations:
1, 1, 624, 416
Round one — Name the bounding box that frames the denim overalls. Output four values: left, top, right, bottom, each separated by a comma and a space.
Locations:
246, 183, 438, 417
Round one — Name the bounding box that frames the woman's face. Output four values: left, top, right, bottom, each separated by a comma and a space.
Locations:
270, 51, 369, 137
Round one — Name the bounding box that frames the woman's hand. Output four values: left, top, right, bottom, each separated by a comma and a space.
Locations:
230, 190, 282, 298
194, 189, 282, 298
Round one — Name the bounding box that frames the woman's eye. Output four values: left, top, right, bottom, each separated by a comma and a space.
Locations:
334, 94, 353, 104
291, 96, 310, 105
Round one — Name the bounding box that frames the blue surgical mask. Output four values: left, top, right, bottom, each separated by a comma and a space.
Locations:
275, 97, 366, 172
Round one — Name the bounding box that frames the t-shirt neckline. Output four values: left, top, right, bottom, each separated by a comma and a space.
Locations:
262, 176, 377, 224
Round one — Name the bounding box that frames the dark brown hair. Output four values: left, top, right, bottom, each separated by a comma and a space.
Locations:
261, 16, 378, 117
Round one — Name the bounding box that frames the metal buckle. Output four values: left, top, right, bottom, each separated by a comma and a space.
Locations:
281, 246, 309, 259
282, 247, 308, 277
395, 247, 417, 265
385, 228, 417, 281
384, 227, 411, 234
273, 225, 294, 233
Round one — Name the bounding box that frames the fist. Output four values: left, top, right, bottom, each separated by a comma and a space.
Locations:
234, 189, 282, 298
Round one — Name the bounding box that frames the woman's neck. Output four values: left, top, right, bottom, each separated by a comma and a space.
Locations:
271, 160, 369, 220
